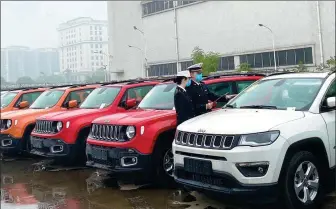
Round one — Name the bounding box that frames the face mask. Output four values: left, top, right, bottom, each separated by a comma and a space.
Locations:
196, 73, 203, 82
186, 79, 191, 87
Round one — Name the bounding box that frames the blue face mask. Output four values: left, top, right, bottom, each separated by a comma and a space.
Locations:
196, 73, 203, 82
186, 79, 191, 87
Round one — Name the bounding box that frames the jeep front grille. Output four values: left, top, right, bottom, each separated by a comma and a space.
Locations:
35, 120, 55, 134
90, 124, 123, 141
175, 131, 237, 150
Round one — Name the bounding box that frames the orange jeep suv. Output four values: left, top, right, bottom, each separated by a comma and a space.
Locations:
1, 88, 47, 113
0, 84, 98, 155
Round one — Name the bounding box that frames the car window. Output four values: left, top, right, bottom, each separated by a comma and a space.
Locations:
138, 83, 176, 110
325, 80, 336, 98
80, 87, 121, 109
0, 92, 18, 108
119, 85, 155, 108
207, 82, 234, 107
236, 80, 256, 92
64, 89, 94, 105
15, 92, 43, 107
30, 90, 65, 109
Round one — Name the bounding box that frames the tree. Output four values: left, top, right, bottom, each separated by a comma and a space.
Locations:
326, 56, 336, 69
237, 63, 252, 72
16, 76, 35, 84
191, 47, 221, 76
294, 61, 308, 72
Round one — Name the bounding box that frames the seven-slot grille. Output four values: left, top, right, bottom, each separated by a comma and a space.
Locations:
35, 120, 55, 134
90, 124, 122, 141
175, 131, 237, 150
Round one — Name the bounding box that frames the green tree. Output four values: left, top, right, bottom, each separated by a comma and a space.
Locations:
237, 62, 252, 72
191, 47, 221, 76
16, 76, 35, 84
326, 56, 336, 68
295, 61, 308, 72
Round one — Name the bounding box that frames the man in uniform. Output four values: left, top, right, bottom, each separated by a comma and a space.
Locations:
186, 63, 235, 116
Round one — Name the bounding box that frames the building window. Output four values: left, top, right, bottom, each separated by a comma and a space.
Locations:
180, 61, 193, 71
176, 1, 198, 6
99, 37, 102, 41
218, 56, 235, 71
148, 62, 177, 77
142, 1, 174, 16
239, 47, 313, 68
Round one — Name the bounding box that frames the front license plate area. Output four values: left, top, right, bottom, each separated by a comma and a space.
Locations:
31, 139, 43, 149
184, 158, 212, 175
92, 147, 108, 161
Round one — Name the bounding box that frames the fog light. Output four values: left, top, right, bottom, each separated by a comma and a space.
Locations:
50, 145, 63, 153
121, 156, 137, 167
1, 139, 12, 147
236, 161, 269, 177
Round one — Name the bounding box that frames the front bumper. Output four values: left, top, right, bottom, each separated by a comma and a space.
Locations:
29, 136, 76, 158
85, 143, 152, 175
0, 134, 23, 154
173, 135, 289, 199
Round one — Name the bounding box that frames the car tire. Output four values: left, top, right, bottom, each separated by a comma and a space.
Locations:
281, 151, 325, 209
152, 138, 176, 188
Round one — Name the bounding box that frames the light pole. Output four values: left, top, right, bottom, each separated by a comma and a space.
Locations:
94, 50, 113, 81
128, 45, 146, 77
133, 26, 148, 77
258, 24, 277, 72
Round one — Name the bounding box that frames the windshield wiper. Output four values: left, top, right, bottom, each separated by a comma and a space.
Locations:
239, 105, 278, 109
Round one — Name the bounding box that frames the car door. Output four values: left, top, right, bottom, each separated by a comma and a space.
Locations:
320, 79, 335, 168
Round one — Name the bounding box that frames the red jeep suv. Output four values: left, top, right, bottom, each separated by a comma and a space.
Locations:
85, 73, 265, 184
29, 80, 160, 164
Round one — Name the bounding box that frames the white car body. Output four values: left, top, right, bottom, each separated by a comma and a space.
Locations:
173, 71, 335, 206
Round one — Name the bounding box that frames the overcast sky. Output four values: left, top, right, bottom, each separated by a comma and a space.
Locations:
1, 1, 107, 48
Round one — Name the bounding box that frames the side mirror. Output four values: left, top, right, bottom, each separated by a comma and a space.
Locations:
19, 101, 29, 109
126, 98, 137, 109
67, 100, 78, 108
326, 97, 336, 108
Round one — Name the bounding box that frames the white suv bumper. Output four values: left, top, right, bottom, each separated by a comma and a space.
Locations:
173, 135, 289, 187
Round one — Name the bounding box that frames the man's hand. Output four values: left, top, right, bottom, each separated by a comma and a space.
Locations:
206, 102, 213, 110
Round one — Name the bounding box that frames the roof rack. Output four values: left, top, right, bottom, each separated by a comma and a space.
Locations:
204, 71, 266, 80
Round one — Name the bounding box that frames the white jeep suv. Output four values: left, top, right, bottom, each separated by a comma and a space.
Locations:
173, 71, 335, 209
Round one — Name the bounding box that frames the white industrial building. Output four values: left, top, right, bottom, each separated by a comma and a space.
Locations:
57, 17, 109, 80
107, 1, 335, 80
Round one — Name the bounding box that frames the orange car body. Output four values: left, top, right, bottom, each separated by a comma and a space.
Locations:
1, 88, 47, 113
0, 85, 98, 154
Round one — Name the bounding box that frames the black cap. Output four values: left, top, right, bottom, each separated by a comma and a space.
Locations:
187, 63, 203, 72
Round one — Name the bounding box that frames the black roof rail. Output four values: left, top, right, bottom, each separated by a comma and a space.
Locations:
49, 84, 73, 89
266, 71, 297, 77
204, 72, 266, 81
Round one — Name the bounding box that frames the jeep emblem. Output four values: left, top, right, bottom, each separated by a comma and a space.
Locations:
104, 120, 110, 123
197, 129, 206, 133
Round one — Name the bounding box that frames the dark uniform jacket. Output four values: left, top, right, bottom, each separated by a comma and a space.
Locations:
186, 80, 228, 116
174, 86, 196, 126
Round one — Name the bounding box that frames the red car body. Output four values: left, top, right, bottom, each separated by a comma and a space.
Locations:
29, 80, 160, 163
85, 74, 265, 181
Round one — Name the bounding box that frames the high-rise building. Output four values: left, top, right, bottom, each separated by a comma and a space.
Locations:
1, 46, 60, 83
57, 17, 109, 81
107, 1, 335, 79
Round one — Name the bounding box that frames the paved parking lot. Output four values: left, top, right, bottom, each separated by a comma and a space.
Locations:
1, 159, 335, 209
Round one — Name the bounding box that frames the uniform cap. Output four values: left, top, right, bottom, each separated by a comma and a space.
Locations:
187, 63, 203, 71
176, 70, 191, 78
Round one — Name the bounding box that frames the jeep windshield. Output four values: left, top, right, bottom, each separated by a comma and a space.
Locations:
30, 90, 65, 109
225, 78, 324, 111
137, 83, 176, 110
80, 87, 121, 109
1, 92, 18, 108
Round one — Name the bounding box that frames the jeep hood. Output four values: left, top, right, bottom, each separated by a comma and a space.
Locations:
38, 108, 101, 121
178, 109, 305, 134
1, 108, 54, 120
93, 109, 175, 125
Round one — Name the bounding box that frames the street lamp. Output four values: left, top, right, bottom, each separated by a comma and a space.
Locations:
94, 51, 113, 81
258, 23, 277, 72
128, 45, 146, 77
133, 25, 148, 77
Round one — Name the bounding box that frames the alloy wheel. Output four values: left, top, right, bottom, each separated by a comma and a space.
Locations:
163, 148, 174, 177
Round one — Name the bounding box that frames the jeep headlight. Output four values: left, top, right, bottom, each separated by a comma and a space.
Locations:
56, 122, 63, 132
6, 120, 12, 128
238, 131, 280, 147
125, 126, 136, 139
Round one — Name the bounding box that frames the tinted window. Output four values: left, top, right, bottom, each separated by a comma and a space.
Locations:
64, 89, 94, 105
207, 82, 234, 107
16, 92, 42, 107
325, 80, 336, 98
80, 87, 121, 109
237, 80, 256, 92
138, 83, 176, 110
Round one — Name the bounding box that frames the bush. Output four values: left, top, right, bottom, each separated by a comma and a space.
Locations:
191, 47, 220, 76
